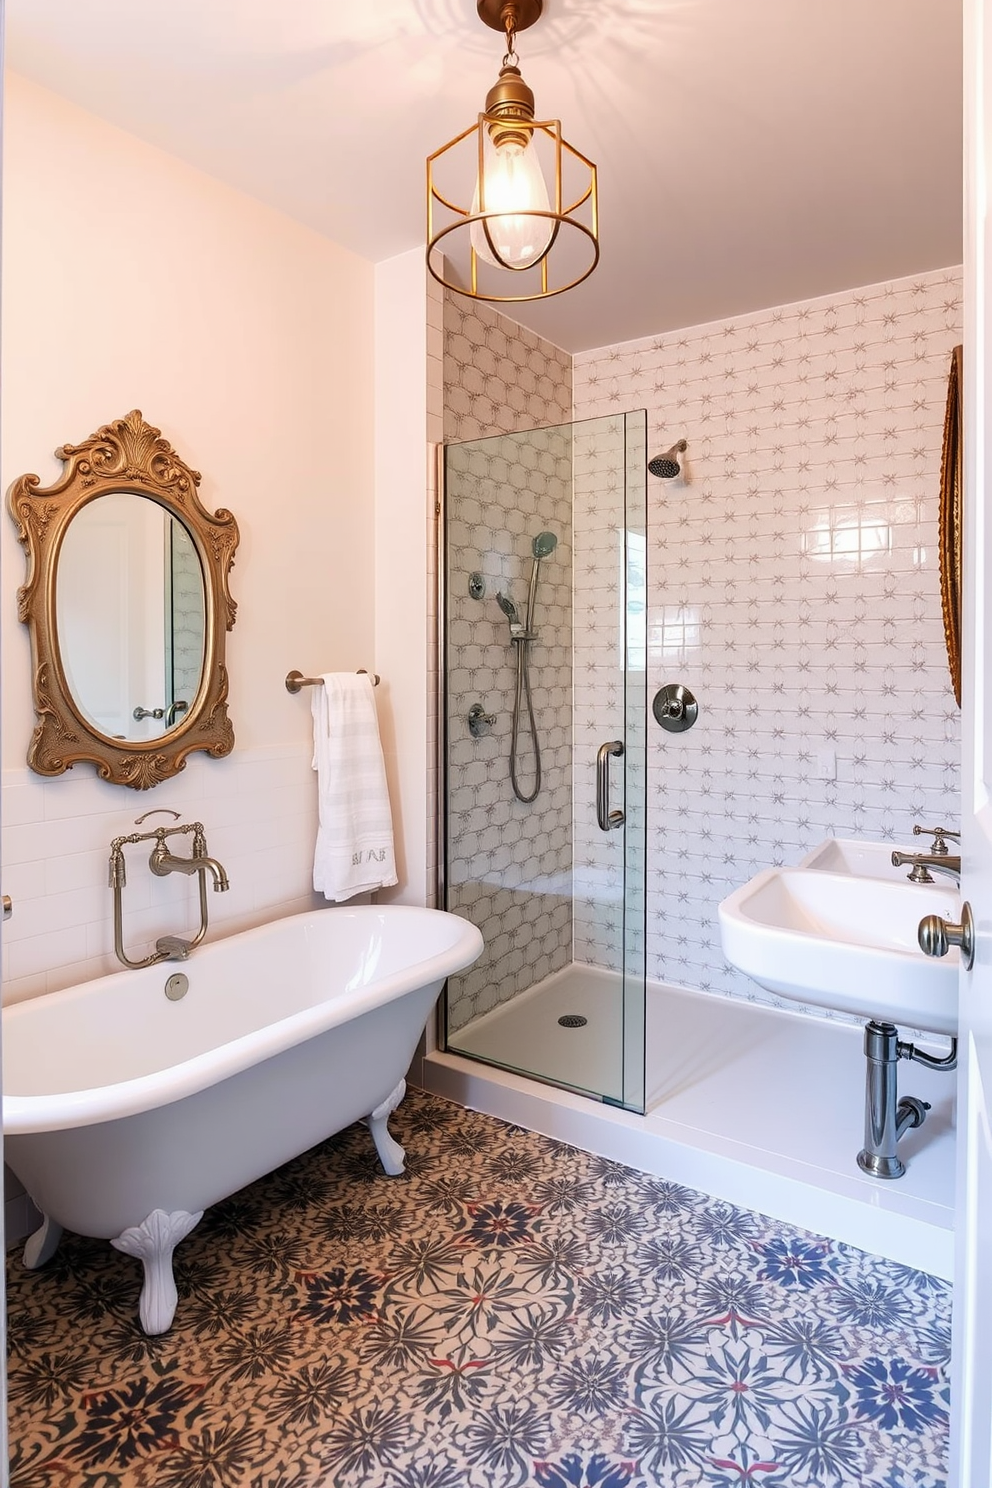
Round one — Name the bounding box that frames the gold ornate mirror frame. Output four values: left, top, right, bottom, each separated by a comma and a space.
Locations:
7, 410, 239, 789
938, 346, 963, 708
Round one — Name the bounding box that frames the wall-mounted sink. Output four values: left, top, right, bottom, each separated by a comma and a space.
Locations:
799, 836, 918, 881
718, 865, 959, 1036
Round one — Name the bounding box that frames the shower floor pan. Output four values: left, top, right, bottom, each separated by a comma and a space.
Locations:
451, 964, 627, 1101
423, 964, 956, 1279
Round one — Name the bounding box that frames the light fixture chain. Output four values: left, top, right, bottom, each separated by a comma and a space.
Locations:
501, 0, 519, 66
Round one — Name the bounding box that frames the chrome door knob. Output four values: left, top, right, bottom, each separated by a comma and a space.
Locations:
919, 901, 975, 970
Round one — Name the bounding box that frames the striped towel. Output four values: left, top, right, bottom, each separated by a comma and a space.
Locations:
311, 674, 397, 902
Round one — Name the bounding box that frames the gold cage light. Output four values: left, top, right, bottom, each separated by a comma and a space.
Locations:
426, 0, 599, 304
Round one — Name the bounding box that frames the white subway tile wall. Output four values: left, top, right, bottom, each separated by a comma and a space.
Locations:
573, 267, 963, 1006
1, 747, 322, 1006
442, 292, 574, 1033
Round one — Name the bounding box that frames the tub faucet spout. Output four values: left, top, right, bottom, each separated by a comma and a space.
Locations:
149, 843, 230, 892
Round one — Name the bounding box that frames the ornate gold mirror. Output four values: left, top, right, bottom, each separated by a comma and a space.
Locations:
7, 410, 239, 788
938, 345, 963, 708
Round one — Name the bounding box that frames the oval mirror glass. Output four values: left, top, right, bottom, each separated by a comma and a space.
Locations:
55, 491, 206, 742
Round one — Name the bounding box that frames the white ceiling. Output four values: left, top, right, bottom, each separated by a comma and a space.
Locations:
6, 0, 962, 352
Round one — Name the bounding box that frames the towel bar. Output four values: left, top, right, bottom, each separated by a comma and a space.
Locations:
285, 669, 381, 694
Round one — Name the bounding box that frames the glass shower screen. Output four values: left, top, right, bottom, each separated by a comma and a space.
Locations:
441, 411, 647, 1113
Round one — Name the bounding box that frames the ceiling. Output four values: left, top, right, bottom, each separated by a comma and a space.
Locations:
5, 0, 963, 352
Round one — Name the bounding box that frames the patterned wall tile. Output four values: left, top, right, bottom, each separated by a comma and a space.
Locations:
444, 295, 571, 446
573, 268, 963, 1008
443, 293, 574, 1033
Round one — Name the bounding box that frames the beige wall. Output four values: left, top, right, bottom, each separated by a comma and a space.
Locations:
373, 248, 435, 911
1, 74, 378, 1002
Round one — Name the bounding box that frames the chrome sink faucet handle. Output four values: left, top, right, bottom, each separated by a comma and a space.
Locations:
913, 825, 960, 857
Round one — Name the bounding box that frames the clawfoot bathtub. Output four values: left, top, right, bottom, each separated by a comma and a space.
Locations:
4, 905, 482, 1333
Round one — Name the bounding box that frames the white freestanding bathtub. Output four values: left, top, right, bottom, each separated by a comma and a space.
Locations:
3, 905, 483, 1334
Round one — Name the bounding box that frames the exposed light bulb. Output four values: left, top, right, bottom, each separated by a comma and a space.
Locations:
470, 131, 555, 271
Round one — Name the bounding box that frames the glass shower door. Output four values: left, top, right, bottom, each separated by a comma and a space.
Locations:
442, 411, 647, 1113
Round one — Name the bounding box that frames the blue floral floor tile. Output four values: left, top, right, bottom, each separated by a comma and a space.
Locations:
6, 1090, 950, 1486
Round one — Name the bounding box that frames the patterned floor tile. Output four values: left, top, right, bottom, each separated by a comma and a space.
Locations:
7, 1090, 950, 1487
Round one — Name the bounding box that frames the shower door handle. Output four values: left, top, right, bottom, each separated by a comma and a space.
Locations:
596, 741, 625, 831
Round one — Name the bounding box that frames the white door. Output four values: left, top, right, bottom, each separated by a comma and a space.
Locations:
953, 2, 992, 1480
56, 493, 168, 739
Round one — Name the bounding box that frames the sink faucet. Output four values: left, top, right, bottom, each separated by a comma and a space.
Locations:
891, 824, 961, 886
891, 850, 961, 886
108, 821, 229, 969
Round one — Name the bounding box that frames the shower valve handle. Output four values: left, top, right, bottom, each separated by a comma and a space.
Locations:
468, 703, 497, 738
596, 740, 625, 831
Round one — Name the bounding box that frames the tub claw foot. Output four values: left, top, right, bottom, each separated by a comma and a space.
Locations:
364, 1079, 406, 1175
23, 1213, 62, 1270
111, 1208, 203, 1334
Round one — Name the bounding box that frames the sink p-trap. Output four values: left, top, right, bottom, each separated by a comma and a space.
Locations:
857, 1020, 957, 1180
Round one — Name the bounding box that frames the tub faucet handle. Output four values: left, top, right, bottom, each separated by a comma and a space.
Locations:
156, 935, 192, 961
109, 846, 127, 890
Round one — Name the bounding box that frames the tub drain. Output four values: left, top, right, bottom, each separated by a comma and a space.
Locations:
558, 1014, 588, 1029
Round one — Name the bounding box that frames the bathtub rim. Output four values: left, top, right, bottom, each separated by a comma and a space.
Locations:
3, 905, 482, 1136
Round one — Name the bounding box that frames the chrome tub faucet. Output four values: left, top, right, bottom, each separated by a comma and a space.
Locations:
149, 825, 230, 891
108, 821, 229, 969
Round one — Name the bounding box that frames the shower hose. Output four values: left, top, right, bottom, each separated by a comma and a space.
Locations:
509, 637, 541, 804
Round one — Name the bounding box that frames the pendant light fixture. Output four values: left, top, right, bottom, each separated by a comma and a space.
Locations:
427, 0, 599, 304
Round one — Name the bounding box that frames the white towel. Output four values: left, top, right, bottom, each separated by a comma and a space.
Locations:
311, 673, 398, 902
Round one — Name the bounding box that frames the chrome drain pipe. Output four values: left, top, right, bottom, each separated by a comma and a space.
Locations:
856, 1020, 957, 1180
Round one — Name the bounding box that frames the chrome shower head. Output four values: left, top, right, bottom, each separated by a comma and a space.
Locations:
648, 439, 688, 479
532, 531, 558, 560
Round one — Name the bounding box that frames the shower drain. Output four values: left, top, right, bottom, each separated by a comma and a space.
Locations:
558, 1014, 588, 1029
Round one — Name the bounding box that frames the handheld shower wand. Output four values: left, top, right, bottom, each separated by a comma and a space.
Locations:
500, 532, 558, 803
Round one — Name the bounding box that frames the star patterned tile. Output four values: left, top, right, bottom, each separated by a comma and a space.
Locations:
440, 268, 964, 1043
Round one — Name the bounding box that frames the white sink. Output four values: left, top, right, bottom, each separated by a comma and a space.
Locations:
799, 837, 919, 882
718, 867, 959, 1035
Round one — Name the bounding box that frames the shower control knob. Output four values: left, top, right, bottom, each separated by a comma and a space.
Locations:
653, 684, 698, 733
467, 703, 497, 739
918, 902, 974, 971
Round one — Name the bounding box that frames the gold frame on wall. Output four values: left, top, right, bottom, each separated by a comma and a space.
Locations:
7, 409, 240, 789
938, 345, 963, 708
